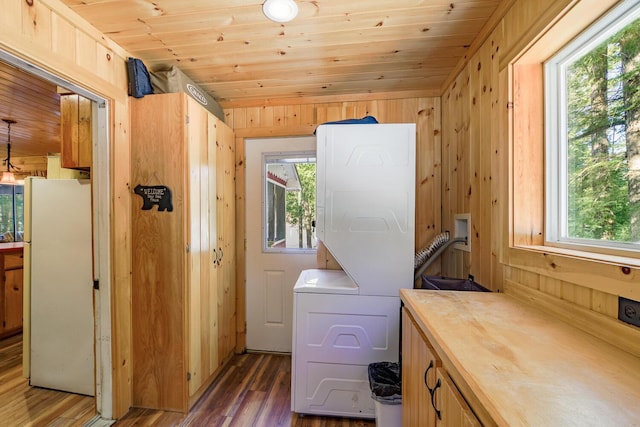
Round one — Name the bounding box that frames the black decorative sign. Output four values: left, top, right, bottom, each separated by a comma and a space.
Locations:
134, 184, 173, 212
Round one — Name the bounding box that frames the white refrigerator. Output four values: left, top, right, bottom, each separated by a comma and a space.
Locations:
23, 177, 95, 396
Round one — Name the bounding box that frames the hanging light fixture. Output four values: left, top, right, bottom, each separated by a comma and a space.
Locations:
1, 119, 17, 185
263, 0, 298, 23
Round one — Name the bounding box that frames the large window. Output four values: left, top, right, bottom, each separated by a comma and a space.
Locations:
0, 184, 24, 242
263, 153, 316, 250
545, 0, 640, 252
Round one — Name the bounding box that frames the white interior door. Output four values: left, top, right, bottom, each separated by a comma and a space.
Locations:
245, 136, 317, 352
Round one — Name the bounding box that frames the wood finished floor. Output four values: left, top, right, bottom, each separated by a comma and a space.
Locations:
0, 334, 376, 426
0, 333, 96, 427
115, 351, 377, 427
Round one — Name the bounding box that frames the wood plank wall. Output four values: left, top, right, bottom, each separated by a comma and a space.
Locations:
0, 0, 132, 418
4, 0, 639, 420
441, 22, 502, 291
440, 0, 640, 357
224, 98, 441, 351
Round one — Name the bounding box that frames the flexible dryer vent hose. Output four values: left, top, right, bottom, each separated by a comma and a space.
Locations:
414, 231, 450, 269
413, 232, 467, 282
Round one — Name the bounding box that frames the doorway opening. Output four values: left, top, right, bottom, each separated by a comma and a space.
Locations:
0, 49, 112, 422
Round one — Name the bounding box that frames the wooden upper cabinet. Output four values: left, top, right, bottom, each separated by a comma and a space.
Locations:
60, 94, 92, 169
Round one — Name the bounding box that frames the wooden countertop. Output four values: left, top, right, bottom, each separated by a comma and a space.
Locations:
0, 242, 24, 254
400, 289, 640, 426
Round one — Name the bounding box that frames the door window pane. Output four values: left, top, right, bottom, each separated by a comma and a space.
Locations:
264, 153, 316, 250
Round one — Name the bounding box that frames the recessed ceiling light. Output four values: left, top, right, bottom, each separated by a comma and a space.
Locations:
263, 0, 298, 23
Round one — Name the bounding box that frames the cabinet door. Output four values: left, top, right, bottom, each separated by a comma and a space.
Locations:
186, 108, 235, 400
206, 114, 220, 371
434, 368, 481, 427
402, 308, 439, 427
186, 98, 211, 397
221, 120, 236, 356
4, 267, 23, 332
401, 309, 419, 425
60, 94, 92, 169
216, 118, 236, 362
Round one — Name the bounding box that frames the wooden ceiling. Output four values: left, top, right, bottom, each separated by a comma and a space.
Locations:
59, 0, 503, 105
0, 61, 61, 158
0, 0, 502, 159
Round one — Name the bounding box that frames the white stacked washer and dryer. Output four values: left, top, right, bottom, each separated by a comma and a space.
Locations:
291, 123, 416, 419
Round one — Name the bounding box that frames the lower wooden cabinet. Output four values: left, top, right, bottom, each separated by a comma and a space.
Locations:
402, 308, 439, 426
434, 369, 481, 427
402, 308, 480, 427
0, 253, 24, 337
4, 266, 23, 332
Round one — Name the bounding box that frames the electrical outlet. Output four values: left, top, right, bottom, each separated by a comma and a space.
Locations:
618, 296, 640, 328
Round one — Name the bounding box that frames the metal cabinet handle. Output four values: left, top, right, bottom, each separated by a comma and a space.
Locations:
430, 378, 442, 420
424, 360, 434, 392
213, 248, 218, 265
216, 247, 223, 265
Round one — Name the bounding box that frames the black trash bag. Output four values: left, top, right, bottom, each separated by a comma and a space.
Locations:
368, 361, 402, 404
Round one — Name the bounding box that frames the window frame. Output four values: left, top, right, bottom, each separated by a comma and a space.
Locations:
506, 0, 640, 301
544, 0, 640, 254
507, 0, 640, 266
